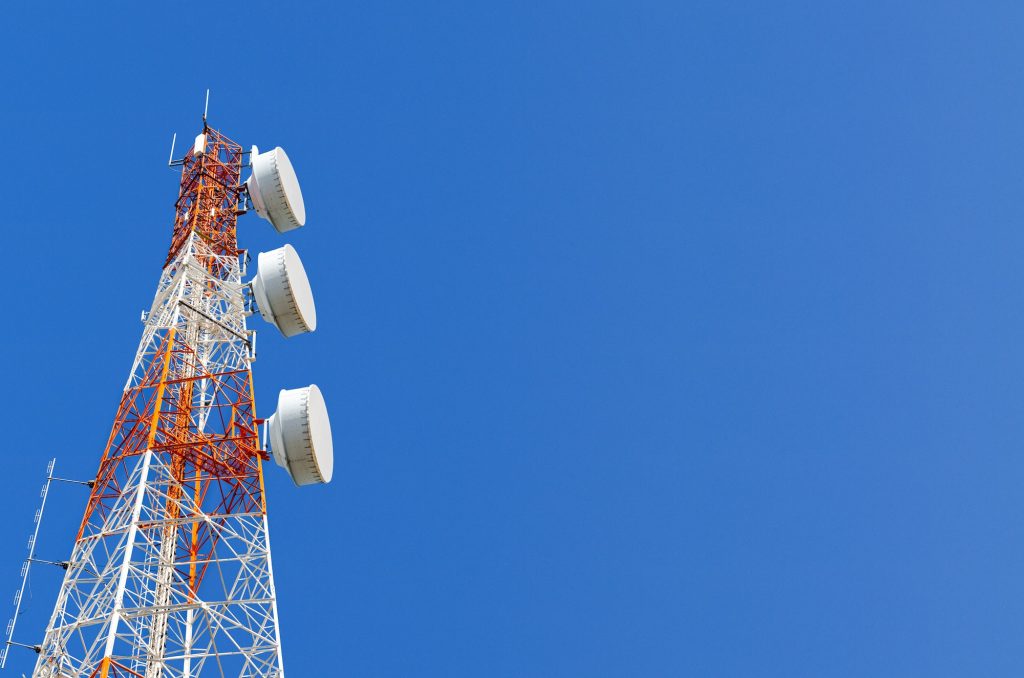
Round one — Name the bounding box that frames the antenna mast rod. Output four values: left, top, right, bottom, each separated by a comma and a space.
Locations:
167, 133, 177, 167
1, 459, 56, 668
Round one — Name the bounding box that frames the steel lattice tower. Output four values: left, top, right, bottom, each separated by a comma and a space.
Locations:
32, 124, 319, 678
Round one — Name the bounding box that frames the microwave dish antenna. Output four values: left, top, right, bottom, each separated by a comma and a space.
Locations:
247, 145, 306, 233
250, 244, 317, 337
268, 385, 334, 486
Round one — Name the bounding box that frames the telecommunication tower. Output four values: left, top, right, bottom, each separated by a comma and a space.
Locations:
21, 113, 333, 677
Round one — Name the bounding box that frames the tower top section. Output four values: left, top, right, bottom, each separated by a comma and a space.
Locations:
166, 126, 245, 266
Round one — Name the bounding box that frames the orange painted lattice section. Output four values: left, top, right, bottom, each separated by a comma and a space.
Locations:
79, 126, 261, 589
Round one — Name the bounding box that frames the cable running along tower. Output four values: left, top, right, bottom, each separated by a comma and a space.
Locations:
30, 118, 333, 678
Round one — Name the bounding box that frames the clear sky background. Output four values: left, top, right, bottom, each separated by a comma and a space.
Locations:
0, 1, 1021, 676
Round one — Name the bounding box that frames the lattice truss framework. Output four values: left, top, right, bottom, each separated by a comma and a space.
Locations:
33, 129, 285, 678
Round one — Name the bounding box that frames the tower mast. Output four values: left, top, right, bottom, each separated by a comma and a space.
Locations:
32, 122, 330, 678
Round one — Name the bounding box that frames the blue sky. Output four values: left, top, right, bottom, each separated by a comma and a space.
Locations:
1, 1, 1023, 675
